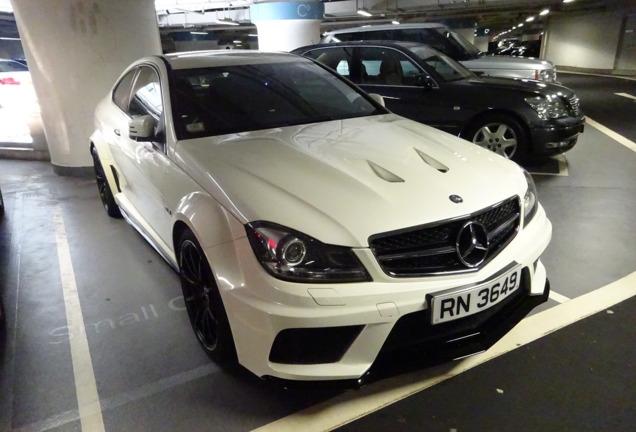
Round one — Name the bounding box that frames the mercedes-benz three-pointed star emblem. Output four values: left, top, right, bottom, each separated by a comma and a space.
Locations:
456, 221, 490, 268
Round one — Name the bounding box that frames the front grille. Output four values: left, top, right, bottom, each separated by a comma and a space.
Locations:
369, 197, 520, 277
567, 96, 581, 116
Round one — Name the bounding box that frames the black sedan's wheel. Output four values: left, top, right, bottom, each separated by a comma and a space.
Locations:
178, 229, 236, 364
464, 114, 529, 162
91, 147, 122, 218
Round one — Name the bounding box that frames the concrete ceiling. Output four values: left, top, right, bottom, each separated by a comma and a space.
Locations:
0, 0, 619, 41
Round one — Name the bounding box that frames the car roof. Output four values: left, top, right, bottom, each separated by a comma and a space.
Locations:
294, 40, 430, 53
161, 50, 306, 70
323, 22, 445, 35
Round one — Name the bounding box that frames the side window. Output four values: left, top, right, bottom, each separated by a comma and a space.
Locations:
128, 66, 163, 119
304, 47, 354, 80
112, 69, 137, 111
358, 47, 420, 86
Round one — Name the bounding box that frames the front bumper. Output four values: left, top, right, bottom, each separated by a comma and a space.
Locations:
205, 205, 552, 381
530, 116, 585, 156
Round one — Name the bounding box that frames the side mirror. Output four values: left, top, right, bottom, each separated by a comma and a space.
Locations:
368, 93, 385, 107
129, 115, 156, 141
414, 74, 436, 90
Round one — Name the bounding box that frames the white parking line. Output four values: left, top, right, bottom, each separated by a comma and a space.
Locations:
587, 117, 636, 153
53, 207, 105, 432
549, 290, 571, 303
559, 71, 636, 82
251, 270, 636, 432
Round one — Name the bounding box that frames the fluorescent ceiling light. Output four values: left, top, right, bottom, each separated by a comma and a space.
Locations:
540, 9, 550, 16
0, 36, 20, 40
190, 31, 207, 35
392, 19, 400, 25
526, 16, 535, 22
518, 23, 524, 27
563, 0, 575, 3
233, 40, 242, 44
357, 8, 372, 17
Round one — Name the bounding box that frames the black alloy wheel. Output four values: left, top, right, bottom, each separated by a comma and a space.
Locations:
464, 114, 529, 162
178, 229, 236, 364
91, 147, 122, 218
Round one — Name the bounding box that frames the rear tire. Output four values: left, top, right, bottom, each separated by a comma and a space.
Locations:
178, 229, 236, 364
91, 146, 122, 218
463, 114, 529, 163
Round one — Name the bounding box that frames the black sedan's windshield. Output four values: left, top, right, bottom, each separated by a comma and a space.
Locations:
409, 45, 475, 82
171, 60, 382, 139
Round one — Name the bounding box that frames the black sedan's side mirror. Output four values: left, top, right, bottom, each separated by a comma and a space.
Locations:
413, 74, 436, 90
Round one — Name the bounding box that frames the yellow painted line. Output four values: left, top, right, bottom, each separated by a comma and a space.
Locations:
615, 92, 636, 101
587, 117, 636, 152
53, 206, 106, 432
251, 270, 636, 432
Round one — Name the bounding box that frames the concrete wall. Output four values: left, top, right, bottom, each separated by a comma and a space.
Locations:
544, 9, 626, 71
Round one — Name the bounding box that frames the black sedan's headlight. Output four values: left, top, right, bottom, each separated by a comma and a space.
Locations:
246, 222, 371, 283
525, 95, 568, 120
522, 168, 539, 227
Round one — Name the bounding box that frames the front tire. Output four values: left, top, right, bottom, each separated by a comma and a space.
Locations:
91, 146, 122, 218
463, 114, 529, 162
178, 229, 236, 364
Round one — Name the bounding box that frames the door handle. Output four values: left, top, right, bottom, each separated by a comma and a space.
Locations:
114, 129, 121, 136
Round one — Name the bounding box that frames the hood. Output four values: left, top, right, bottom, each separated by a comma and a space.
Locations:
464, 76, 576, 99
174, 115, 527, 247
461, 55, 554, 71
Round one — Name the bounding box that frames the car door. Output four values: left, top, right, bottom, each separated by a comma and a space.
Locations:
354, 46, 459, 130
109, 65, 173, 245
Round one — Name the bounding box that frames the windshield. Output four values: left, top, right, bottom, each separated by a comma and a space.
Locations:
443, 29, 482, 59
171, 61, 382, 140
409, 45, 475, 82
331, 27, 482, 61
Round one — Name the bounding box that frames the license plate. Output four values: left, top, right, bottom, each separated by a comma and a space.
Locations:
430, 267, 522, 325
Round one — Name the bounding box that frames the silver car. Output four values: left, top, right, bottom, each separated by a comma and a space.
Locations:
321, 23, 557, 83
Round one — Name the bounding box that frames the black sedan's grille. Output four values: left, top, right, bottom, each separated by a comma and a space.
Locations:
369, 197, 520, 277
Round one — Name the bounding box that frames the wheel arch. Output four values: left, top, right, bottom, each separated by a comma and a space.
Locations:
172, 192, 246, 256
90, 132, 121, 194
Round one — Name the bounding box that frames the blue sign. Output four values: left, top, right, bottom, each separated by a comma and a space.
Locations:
250, 1, 325, 22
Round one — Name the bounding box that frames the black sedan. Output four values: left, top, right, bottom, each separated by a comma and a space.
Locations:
293, 41, 585, 162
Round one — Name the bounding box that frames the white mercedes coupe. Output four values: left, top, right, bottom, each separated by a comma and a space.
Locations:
90, 51, 551, 383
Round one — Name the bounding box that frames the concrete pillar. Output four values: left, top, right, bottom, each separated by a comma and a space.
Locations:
10, 0, 161, 176
250, 1, 324, 52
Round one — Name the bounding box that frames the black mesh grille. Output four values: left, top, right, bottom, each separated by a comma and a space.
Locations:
369, 197, 520, 277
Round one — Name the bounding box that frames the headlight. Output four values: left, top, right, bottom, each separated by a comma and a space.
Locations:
537, 69, 556, 82
525, 95, 568, 120
246, 222, 371, 283
522, 168, 538, 227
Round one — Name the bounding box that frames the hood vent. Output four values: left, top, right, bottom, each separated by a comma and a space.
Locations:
414, 148, 449, 173
367, 160, 404, 183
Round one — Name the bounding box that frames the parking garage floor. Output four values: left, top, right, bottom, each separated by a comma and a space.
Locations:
0, 73, 635, 432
